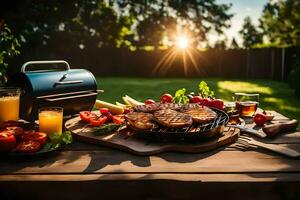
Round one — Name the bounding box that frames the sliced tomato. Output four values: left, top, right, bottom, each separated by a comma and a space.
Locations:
22, 132, 47, 146
90, 116, 108, 127
112, 115, 124, 125
6, 126, 24, 139
79, 111, 96, 123
145, 99, 155, 104
210, 99, 224, 110
99, 108, 110, 115
16, 140, 41, 154
0, 130, 16, 153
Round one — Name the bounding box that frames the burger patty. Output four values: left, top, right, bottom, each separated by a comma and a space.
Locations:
135, 103, 183, 113
181, 105, 217, 123
153, 109, 193, 128
125, 112, 155, 130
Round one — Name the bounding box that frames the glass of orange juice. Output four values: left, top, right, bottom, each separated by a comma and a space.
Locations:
0, 87, 21, 122
39, 107, 63, 135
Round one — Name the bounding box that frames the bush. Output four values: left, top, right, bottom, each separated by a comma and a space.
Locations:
288, 57, 300, 97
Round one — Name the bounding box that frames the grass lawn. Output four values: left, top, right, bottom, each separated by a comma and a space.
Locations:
96, 77, 300, 128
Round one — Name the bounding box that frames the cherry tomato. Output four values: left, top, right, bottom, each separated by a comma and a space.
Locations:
16, 140, 41, 154
90, 116, 108, 127
190, 96, 202, 103
0, 130, 16, 153
112, 115, 124, 125
210, 99, 224, 110
6, 126, 24, 139
145, 99, 155, 104
161, 93, 173, 103
99, 108, 110, 115
198, 98, 211, 106
22, 132, 48, 146
79, 111, 96, 123
254, 113, 267, 126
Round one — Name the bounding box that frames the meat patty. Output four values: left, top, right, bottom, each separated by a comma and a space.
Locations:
135, 103, 159, 113
125, 112, 155, 130
158, 103, 183, 111
181, 105, 217, 123
153, 109, 193, 128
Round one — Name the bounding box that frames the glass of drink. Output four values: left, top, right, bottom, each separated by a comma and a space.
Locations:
39, 107, 63, 135
0, 87, 21, 122
224, 102, 240, 125
234, 93, 259, 117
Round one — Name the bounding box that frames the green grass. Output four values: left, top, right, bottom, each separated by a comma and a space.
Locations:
96, 77, 300, 128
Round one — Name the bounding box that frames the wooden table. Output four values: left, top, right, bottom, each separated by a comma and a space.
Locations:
1, 111, 300, 200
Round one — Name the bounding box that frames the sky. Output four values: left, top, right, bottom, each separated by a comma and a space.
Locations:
212, 0, 268, 45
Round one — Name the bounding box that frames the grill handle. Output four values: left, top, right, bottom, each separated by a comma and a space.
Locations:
44, 92, 97, 102
21, 60, 70, 73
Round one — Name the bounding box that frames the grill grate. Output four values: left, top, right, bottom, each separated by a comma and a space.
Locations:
132, 107, 229, 142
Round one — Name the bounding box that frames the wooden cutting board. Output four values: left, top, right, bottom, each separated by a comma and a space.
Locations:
65, 116, 239, 156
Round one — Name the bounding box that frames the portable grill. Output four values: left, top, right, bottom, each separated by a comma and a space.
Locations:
7, 60, 99, 122
131, 107, 229, 142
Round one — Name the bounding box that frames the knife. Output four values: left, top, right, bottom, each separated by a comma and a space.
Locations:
227, 124, 267, 138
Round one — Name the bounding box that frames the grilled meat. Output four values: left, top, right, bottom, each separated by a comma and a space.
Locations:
135, 103, 159, 113
153, 109, 193, 128
181, 105, 217, 123
125, 112, 155, 130
158, 103, 183, 111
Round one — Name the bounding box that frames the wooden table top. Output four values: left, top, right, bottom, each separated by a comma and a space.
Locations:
1, 111, 300, 199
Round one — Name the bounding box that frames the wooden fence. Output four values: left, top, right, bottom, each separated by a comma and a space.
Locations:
10, 46, 300, 81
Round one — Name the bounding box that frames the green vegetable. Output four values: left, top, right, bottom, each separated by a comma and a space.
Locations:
91, 123, 121, 135
173, 88, 189, 104
41, 131, 73, 152
198, 81, 214, 98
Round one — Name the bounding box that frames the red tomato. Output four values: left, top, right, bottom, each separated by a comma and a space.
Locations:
99, 108, 110, 115
16, 140, 41, 154
145, 99, 155, 104
112, 115, 124, 125
161, 93, 173, 103
123, 107, 132, 114
190, 96, 202, 103
79, 111, 96, 123
22, 132, 47, 146
0, 130, 16, 153
198, 98, 211, 106
90, 116, 108, 127
210, 99, 224, 110
6, 126, 24, 139
254, 113, 267, 126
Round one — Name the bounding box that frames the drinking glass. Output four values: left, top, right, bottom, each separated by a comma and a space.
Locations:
39, 107, 63, 135
0, 87, 21, 122
224, 101, 240, 125
234, 93, 259, 117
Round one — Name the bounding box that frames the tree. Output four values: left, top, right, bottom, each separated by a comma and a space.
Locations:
239, 16, 262, 48
259, 0, 300, 47
229, 37, 239, 49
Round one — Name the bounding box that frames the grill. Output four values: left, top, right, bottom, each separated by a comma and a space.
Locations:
7, 60, 99, 122
132, 107, 229, 142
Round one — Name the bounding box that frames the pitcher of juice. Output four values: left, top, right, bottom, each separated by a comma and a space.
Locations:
0, 87, 21, 122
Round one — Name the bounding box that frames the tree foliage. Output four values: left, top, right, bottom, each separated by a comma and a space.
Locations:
239, 16, 262, 48
259, 0, 300, 47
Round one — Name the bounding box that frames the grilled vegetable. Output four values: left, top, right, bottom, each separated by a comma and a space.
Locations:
94, 100, 124, 114
123, 95, 144, 107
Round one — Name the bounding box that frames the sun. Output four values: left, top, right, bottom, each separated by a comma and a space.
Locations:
176, 36, 189, 49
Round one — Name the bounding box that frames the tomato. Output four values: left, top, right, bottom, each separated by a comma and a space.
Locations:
145, 99, 155, 104
112, 115, 124, 125
16, 140, 41, 154
210, 99, 224, 110
161, 93, 173, 103
0, 130, 16, 153
0, 120, 19, 129
79, 111, 96, 123
254, 113, 267, 126
123, 107, 132, 114
6, 126, 24, 139
190, 96, 202, 103
22, 132, 47, 146
198, 98, 211, 106
99, 108, 110, 115
90, 116, 108, 127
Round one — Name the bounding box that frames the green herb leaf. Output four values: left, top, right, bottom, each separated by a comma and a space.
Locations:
198, 81, 214, 98
61, 131, 73, 144
92, 123, 120, 135
48, 132, 61, 144
173, 88, 189, 104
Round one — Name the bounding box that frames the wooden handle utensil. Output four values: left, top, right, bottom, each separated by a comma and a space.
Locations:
263, 119, 298, 137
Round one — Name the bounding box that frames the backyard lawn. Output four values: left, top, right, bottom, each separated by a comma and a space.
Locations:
96, 77, 300, 129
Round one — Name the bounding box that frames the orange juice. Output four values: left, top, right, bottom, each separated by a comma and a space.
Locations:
0, 95, 20, 122
39, 109, 63, 135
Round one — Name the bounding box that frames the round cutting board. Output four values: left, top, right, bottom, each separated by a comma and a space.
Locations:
65, 116, 240, 156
